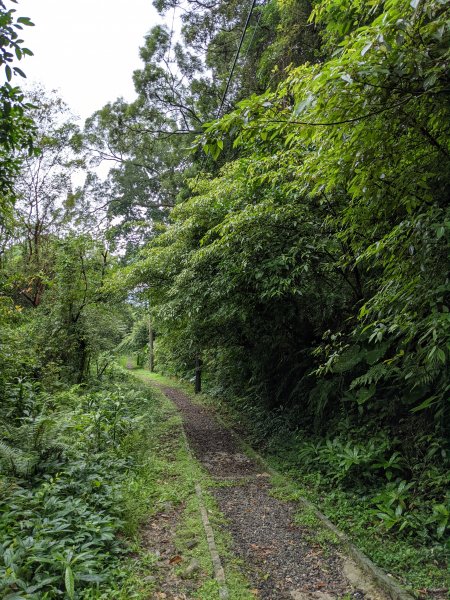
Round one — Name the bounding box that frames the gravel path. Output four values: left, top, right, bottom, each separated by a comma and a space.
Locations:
159, 385, 387, 600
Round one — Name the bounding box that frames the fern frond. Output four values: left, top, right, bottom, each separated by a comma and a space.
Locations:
350, 363, 388, 389
0, 440, 38, 477
0, 439, 19, 464
0, 411, 72, 478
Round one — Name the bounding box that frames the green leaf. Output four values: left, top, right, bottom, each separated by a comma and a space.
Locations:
65, 565, 75, 600
13, 66, 26, 78
77, 573, 106, 582
17, 17, 34, 26
355, 384, 376, 405
411, 395, 439, 413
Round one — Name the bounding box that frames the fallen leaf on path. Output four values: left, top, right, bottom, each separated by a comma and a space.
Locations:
306, 550, 323, 558
169, 554, 183, 564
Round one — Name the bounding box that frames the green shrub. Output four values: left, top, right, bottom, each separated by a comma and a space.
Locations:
0, 374, 158, 599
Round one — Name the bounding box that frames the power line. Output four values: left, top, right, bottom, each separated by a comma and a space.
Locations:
241, 5, 263, 65
216, 0, 258, 119
166, 4, 177, 64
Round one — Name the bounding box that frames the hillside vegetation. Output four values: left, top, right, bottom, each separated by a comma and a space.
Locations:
0, 0, 448, 596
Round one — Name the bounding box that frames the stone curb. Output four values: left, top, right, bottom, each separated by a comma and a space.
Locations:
211, 409, 416, 600
195, 483, 229, 600
175, 399, 230, 600
142, 379, 230, 599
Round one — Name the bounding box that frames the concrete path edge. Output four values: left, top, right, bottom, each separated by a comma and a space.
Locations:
209, 408, 416, 600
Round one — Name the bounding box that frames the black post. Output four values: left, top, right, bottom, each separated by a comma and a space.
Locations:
195, 356, 202, 394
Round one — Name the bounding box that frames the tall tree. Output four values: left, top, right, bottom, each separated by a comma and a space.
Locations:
0, 0, 35, 216
127, 0, 450, 423
10, 88, 84, 307
82, 0, 321, 253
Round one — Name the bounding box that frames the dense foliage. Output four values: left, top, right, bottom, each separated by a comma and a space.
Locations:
0, 0, 35, 213
1, 0, 449, 595
0, 14, 151, 597
117, 0, 449, 587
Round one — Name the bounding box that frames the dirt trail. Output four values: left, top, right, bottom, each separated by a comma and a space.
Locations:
159, 385, 387, 600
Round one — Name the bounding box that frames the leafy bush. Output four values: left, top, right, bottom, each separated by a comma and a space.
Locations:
214, 391, 450, 547
0, 374, 158, 599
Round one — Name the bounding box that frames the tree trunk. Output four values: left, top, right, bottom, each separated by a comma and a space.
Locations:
148, 319, 154, 372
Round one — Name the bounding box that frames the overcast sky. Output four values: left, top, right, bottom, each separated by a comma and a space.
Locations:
16, 0, 162, 123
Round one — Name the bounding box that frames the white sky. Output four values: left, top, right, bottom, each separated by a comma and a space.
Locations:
16, 0, 162, 124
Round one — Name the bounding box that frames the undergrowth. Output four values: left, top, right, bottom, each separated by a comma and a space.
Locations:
0, 361, 257, 599
0, 366, 161, 599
